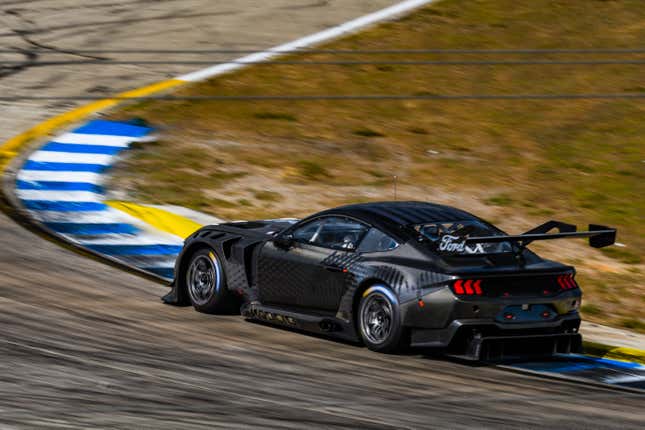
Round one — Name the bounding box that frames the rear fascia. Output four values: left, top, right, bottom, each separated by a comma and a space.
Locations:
402, 271, 583, 353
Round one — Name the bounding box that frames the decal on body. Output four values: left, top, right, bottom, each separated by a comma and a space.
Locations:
439, 235, 485, 254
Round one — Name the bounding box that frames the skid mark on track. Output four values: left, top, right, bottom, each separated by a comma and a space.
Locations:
0, 10, 240, 38
2, 0, 176, 12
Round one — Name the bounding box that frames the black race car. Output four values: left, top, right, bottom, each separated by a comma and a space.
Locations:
164, 201, 615, 360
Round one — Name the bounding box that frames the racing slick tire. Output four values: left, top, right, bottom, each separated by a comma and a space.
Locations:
358, 285, 408, 353
185, 248, 237, 314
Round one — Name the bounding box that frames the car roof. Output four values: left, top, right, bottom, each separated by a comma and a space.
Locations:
315, 201, 480, 234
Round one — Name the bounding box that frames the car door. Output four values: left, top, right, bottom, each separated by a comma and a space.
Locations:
257, 216, 368, 311
257, 217, 325, 308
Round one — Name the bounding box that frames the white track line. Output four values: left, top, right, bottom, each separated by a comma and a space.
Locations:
16, 190, 104, 202
52, 133, 137, 147
112, 255, 178, 267
71, 232, 183, 246
17, 171, 104, 183
29, 208, 135, 224
177, 0, 439, 82
29, 151, 114, 165
604, 374, 645, 385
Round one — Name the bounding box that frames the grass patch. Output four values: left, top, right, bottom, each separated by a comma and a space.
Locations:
253, 111, 297, 121
484, 194, 514, 207
352, 128, 385, 138
600, 247, 642, 264
207, 198, 237, 209
581, 303, 602, 316
253, 190, 282, 202
237, 199, 252, 206
621, 318, 645, 332
296, 160, 331, 180
408, 127, 429, 135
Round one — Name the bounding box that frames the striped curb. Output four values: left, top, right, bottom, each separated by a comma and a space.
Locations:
14, 119, 186, 280
502, 354, 645, 392
583, 341, 645, 366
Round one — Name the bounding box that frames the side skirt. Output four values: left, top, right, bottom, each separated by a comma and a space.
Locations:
241, 302, 360, 343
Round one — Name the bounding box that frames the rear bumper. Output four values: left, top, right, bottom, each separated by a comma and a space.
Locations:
410, 313, 581, 360
449, 332, 583, 361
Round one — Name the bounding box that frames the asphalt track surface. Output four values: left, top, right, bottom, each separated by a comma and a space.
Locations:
1, 1, 644, 428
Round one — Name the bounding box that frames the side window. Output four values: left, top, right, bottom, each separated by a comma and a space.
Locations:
306, 217, 368, 250
358, 228, 399, 253
292, 219, 325, 243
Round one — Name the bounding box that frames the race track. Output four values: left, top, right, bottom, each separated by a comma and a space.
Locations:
1, 1, 644, 428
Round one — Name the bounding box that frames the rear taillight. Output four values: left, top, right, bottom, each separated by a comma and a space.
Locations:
451, 279, 483, 296
557, 274, 578, 291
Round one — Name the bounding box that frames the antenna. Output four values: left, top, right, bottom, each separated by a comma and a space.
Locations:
393, 175, 398, 201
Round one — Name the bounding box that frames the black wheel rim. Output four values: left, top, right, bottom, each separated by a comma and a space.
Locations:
187, 253, 221, 306
360, 292, 393, 344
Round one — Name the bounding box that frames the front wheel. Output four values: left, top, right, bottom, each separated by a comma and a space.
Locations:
185, 248, 237, 314
358, 285, 407, 353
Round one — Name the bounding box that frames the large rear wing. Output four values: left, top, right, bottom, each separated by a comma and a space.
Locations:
465, 221, 616, 249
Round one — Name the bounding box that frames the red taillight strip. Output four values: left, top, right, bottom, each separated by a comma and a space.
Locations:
452, 279, 483, 296
557, 274, 578, 290
464, 280, 474, 295
453, 279, 465, 294
568, 275, 578, 289
453, 276, 575, 297
473, 280, 483, 295
557, 275, 567, 289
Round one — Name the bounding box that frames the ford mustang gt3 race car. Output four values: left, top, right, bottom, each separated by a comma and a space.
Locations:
164, 201, 616, 360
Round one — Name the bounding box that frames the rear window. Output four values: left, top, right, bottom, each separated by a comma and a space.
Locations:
358, 228, 399, 253
415, 220, 512, 255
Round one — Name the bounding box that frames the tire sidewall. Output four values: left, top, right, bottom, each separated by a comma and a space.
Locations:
358, 285, 405, 353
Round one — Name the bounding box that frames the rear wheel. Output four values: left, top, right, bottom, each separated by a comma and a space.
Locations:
186, 248, 236, 313
358, 285, 407, 353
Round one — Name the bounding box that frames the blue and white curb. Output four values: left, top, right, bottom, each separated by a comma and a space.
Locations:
505, 354, 645, 391
15, 120, 184, 280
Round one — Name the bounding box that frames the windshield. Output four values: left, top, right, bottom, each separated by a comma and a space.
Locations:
415, 220, 513, 255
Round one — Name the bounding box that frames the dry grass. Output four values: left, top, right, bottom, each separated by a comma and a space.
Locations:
110, 0, 645, 331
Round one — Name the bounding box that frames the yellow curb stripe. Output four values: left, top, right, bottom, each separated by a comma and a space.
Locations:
106, 201, 202, 239
0, 78, 185, 174
117, 78, 184, 99
583, 341, 645, 366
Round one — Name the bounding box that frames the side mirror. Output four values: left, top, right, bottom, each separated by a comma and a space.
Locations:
274, 233, 294, 249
